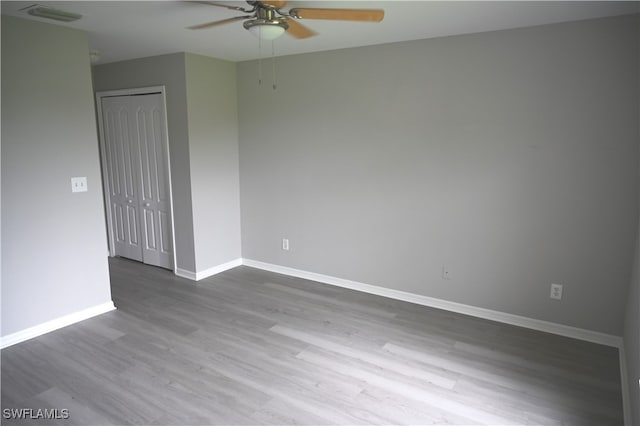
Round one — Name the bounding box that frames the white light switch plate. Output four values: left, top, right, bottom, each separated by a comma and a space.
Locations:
71, 177, 88, 193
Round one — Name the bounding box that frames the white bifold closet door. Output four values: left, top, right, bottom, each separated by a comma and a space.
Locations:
100, 93, 173, 270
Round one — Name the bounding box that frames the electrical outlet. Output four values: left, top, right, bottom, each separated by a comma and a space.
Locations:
550, 283, 563, 300
282, 238, 289, 251
442, 266, 451, 280
71, 176, 87, 193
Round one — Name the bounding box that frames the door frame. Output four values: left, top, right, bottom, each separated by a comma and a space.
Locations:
95, 85, 177, 271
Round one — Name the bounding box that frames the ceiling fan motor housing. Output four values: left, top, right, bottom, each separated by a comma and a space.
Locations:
188, 1, 384, 40
243, 19, 289, 31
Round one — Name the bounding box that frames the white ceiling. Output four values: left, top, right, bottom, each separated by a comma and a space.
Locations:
2, 1, 638, 64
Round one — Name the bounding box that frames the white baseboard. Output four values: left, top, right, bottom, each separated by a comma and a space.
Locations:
175, 258, 243, 281
0, 301, 116, 350
195, 258, 243, 280
175, 267, 197, 280
241, 259, 623, 348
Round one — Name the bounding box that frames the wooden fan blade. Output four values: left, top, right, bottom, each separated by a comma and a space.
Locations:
188, 15, 250, 29
289, 8, 384, 22
260, 0, 288, 8
187, 1, 251, 12
284, 18, 317, 39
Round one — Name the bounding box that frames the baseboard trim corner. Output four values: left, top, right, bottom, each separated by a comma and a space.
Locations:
241, 259, 622, 348
175, 258, 243, 281
0, 301, 116, 350
195, 258, 243, 280
175, 268, 197, 280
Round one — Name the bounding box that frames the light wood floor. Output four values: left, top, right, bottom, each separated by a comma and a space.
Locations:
1, 257, 623, 425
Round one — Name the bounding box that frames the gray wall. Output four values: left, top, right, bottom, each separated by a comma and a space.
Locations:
1, 16, 112, 336
238, 14, 639, 335
92, 52, 241, 275
623, 31, 640, 423
185, 54, 242, 271
92, 53, 196, 273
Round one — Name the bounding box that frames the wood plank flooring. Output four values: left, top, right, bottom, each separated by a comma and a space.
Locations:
1, 257, 623, 425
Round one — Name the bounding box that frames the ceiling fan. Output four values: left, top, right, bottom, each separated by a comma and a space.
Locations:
187, 1, 384, 40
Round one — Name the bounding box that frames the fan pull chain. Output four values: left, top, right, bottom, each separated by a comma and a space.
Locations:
271, 40, 277, 91
257, 33, 263, 86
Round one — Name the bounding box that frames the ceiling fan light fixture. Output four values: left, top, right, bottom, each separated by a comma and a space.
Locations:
243, 19, 288, 40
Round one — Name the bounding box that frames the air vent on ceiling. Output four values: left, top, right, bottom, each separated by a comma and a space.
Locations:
20, 4, 82, 22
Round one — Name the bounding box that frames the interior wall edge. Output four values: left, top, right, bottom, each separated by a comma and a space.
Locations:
619, 342, 632, 426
